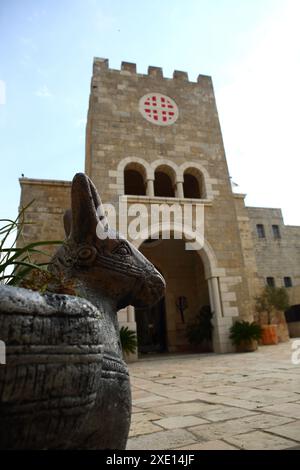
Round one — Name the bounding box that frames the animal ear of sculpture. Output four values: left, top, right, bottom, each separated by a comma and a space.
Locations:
67, 173, 110, 245
63, 209, 72, 237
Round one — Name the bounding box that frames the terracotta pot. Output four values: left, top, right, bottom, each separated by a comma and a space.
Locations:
236, 339, 258, 353
260, 324, 278, 345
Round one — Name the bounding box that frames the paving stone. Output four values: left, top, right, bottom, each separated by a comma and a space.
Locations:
225, 430, 298, 450
132, 406, 144, 413
155, 401, 218, 417
185, 390, 261, 410
156, 390, 208, 402
126, 429, 197, 450
154, 415, 208, 430
135, 398, 179, 409
231, 413, 294, 429
189, 420, 255, 441
175, 440, 239, 450
196, 405, 257, 422
127, 343, 300, 450
267, 421, 300, 443
132, 389, 153, 399
132, 411, 161, 420
134, 394, 166, 405
189, 413, 295, 442
260, 403, 300, 419
129, 420, 162, 437
203, 387, 299, 404
204, 396, 261, 410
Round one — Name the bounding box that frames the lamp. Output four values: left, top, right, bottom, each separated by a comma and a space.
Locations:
176, 296, 188, 323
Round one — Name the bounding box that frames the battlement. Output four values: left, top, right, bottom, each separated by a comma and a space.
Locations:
93, 57, 212, 86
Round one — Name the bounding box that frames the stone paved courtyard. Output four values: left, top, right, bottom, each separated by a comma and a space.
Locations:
127, 339, 300, 450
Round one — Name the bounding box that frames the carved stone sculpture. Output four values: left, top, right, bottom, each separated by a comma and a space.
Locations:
0, 173, 166, 449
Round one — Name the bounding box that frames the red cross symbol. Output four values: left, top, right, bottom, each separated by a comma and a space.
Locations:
139, 93, 178, 126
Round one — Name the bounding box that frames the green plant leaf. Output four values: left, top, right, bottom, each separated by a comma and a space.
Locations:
119, 326, 137, 355
186, 305, 213, 345
229, 321, 262, 345
0, 240, 61, 274
1, 202, 63, 286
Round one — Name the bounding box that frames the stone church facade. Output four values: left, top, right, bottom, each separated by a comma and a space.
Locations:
19, 58, 300, 356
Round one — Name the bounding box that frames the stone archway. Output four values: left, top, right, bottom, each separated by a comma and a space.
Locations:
137, 238, 212, 354
118, 227, 233, 358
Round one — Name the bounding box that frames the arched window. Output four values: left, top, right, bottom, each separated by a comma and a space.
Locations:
154, 171, 175, 197
124, 166, 146, 196
182, 168, 203, 199
183, 173, 201, 198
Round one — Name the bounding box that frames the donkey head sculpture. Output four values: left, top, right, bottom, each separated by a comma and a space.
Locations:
48, 173, 166, 448
0, 173, 165, 450
50, 173, 165, 312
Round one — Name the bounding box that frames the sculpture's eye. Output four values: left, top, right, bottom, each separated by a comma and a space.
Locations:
76, 245, 97, 265
112, 244, 132, 257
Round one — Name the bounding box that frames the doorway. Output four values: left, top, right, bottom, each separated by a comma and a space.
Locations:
136, 296, 167, 354
137, 237, 212, 354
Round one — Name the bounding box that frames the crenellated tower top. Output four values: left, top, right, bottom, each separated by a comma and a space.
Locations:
92, 57, 212, 87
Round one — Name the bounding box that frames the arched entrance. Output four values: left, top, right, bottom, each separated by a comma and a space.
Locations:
136, 238, 212, 354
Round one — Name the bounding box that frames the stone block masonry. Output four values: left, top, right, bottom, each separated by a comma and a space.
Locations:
17, 58, 300, 356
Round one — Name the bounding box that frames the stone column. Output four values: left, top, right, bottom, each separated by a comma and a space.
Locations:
127, 305, 135, 323
207, 278, 215, 313
208, 276, 233, 354
146, 179, 154, 197
176, 181, 184, 198
212, 277, 223, 317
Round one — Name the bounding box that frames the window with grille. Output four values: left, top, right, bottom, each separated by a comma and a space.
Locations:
256, 224, 265, 238
266, 277, 275, 287
284, 277, 292, 288
272, 225, 281, 239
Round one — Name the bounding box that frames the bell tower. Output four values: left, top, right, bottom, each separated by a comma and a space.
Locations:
84, 58, 259, 355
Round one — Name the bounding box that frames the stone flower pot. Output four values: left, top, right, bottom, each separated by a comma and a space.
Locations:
235, 339, 258, 353
0, 285, 130, 449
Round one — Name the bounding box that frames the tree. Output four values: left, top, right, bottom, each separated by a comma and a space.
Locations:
255, 286, 290, 325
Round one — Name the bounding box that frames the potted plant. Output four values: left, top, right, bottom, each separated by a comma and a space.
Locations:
255, 286, 290, 344
186, 305, 213, 352
119, 326, 137, 361
229, 320, 262, 352
0, 202, 62, 287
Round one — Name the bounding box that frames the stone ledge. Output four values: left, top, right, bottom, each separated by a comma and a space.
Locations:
120, 195, 213, 206
19, 178, 71, 187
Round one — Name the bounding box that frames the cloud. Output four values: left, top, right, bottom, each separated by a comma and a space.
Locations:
217, 0, 300, 224
34, 85, 53, 98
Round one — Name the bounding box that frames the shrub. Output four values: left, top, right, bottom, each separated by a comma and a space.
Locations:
186, 305, 213, 345
119, 326, 137, 355
229, 320, 262, 346
255, 286, 290, 324
0, 202, 61, 288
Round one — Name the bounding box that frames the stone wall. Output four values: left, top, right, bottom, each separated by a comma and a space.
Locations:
18, 178, 70, 261
247, 207, 300, 295
17, 58, 300, 356
86, 58, 257, 352
233, 194, 261, 319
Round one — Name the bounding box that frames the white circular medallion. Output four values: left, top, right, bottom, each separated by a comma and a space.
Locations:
139, 93, 179, 126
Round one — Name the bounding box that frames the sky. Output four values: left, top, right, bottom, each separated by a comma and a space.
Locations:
0, 0, 300, 226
